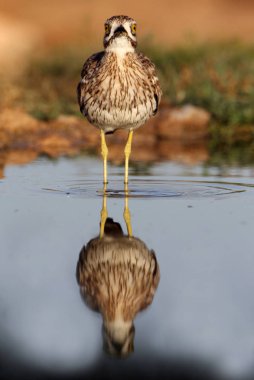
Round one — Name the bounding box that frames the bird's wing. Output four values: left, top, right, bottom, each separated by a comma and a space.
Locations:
77, 51, 105, 114
139, 250, 160, 311
76, 244, 100, 312
79, 287, 100, 312
137, 52, 162, 115
80, 51, 105, 79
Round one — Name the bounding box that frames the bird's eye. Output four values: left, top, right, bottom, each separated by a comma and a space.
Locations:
104, 24, 110, 35
131, 24, 137, 35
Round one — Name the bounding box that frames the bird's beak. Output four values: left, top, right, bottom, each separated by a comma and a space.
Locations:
114, 25, 126, 35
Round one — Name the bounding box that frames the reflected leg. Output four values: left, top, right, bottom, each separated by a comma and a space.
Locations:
100, 185, 108, 238
124, 184, 132, 237
101, 130, 108, 185
124, 130, 133, 184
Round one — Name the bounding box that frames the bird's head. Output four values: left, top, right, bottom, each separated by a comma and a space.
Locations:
102, 319, 135, 357
103, 15, 137, 52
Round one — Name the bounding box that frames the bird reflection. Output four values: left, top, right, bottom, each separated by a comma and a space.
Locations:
76, 187, 160, 357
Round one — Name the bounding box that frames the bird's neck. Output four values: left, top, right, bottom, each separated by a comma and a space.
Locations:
105, 36, 135, 57
102, 301, 137, 322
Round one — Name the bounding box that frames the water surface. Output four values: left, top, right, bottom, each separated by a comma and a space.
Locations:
1, 156, 254, 380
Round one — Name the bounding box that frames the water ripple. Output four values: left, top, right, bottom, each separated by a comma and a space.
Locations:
41, 177, 252, 199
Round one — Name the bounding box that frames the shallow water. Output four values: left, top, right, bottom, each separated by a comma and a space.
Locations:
1, 156, 254, 380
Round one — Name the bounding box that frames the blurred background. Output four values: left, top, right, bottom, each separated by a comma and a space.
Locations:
1, 0, 254, 176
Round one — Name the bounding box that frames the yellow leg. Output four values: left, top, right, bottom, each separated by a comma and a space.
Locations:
124, 184, 132, 237
124, 130, 133, 184
101, 130, 108, 184
100, 187, 107, 238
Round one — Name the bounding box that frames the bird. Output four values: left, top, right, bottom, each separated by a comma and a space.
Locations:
76, 194, 160, 357
77, 15, 162, 185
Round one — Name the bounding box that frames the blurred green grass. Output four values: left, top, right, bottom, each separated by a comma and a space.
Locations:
19, 40, 254, 126
16, 41, 254, 166
20, 41, 254, 126
18, 47, 84, 121
143, 40, 254, 126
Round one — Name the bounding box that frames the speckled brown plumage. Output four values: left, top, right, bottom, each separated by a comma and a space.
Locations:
77, 235, 159, 320
76, 217, 160, 356
77, 15, 162, 134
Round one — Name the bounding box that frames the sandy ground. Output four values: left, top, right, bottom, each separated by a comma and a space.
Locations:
1, 0, 254, 73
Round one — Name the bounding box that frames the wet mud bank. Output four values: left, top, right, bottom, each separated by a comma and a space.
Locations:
1, 103, 254, 179
0, 104, 210, 174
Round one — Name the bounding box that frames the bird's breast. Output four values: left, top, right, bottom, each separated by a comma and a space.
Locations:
82, 54, 156, 132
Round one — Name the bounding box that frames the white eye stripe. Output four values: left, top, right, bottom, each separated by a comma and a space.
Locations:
121, 22, 136, 39
105, 21, 137, 42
